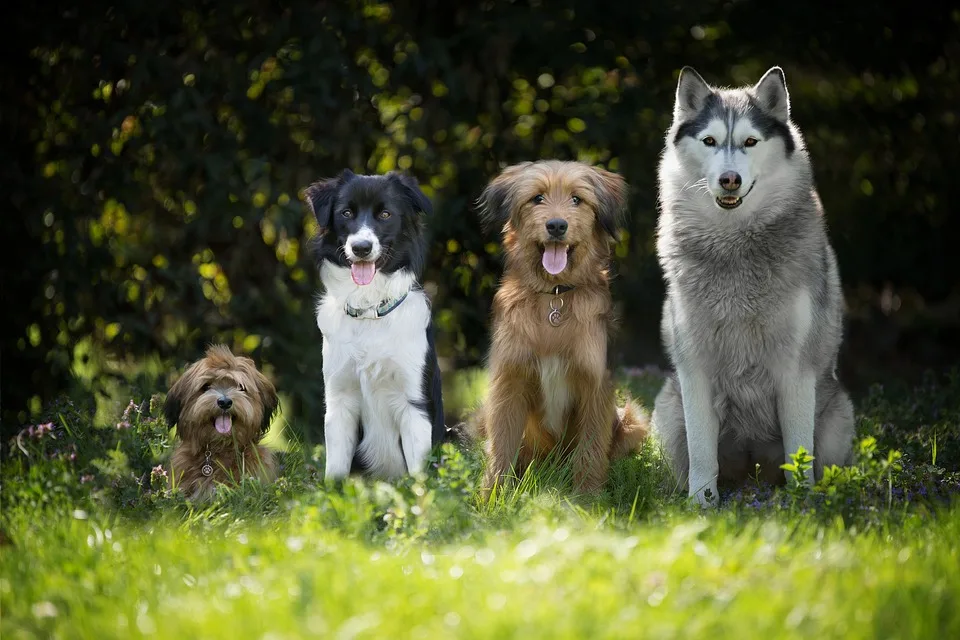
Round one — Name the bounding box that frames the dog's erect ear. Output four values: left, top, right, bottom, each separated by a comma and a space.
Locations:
674, 66, 713, 120
589, 167, 629, 241
303, 169, 356, 229
388, 172, 433, 216
476, 162, 531, 235
753, 66, 790, 122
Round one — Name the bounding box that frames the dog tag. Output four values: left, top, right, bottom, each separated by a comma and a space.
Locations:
201, 450, 214, 477
548, 297, 563, 327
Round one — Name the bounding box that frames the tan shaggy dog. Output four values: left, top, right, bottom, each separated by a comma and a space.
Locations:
474, 160, 649, 498
164, 345, 279, 500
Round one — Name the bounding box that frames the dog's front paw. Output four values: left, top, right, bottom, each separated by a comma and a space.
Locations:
690, 483, 720, 509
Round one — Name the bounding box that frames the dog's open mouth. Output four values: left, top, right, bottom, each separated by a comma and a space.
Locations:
716, 195, 743, 209
350, 261, 376, 286
715, 181, 756, 210
214, 413, 232, 435
540, 243, 572, 275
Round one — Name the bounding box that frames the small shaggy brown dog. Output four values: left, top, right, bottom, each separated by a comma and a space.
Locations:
163, 345, 279, 500
474, 160, 649, 497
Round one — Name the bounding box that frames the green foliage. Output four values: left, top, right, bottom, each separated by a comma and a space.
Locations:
5, 2, 960, 441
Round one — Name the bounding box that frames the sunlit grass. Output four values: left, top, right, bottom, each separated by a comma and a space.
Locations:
3, 370, 959, 639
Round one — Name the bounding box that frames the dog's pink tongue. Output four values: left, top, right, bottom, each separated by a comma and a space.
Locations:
214, 414, 232, 435
350, 261, 376, 286
542, 244, 569, 275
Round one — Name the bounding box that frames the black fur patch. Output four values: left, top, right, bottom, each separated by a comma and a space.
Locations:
673, 92, 796, 156
307, 171, 431, 279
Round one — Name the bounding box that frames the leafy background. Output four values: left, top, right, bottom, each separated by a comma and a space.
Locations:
5, 0, 959, 442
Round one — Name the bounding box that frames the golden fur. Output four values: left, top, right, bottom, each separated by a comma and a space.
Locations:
474, 160, 649, 497
163, 345, 279, 500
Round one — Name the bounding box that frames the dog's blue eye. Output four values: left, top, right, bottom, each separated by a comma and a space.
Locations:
341, 209, 353, 218
571, 195, 581, 206
702, 136, 717, 147
744, 137, 759, 148
378, 210, 392, 220
532, 194, 545, 205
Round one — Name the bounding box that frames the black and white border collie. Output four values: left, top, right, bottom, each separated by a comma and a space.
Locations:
304, 169, 445, 481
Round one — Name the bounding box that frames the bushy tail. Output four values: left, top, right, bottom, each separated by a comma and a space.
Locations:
443, 406, 485, 449
610, 398, 650, 460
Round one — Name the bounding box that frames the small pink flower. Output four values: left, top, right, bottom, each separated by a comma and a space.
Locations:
150, 465, 168, 490
116, 421, 131, 430
121, 399, 137, 421
80, 474, 94, 484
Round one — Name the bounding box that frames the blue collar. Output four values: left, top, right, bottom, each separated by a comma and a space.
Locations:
344, 291, 409, 319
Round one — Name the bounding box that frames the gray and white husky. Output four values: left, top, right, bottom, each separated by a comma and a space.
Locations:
653, 66, 855, 507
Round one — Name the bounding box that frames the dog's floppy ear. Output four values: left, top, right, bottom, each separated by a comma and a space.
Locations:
253, 366, 280, 440
303, 169, 356, 229
236, 354, 280, 440
388, 172, 433, 216
476, 162, 531, 235
163, 361, 200, 434
589, 166, 629, 241
753, 66, 790, 122
674, 66, 713, 120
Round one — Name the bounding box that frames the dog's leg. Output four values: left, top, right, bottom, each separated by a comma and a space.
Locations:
777, 368, 817, 487
322, 362, 362, 482
652, 376, 690, 490
569, 377, 615, 493
398, 405, 433, 474
481, 366, 533, 500
677, 363, 721, 507
813, 376, 855, 480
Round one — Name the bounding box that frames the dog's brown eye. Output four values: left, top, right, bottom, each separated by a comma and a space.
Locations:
201, 383, 211, 392
378, 210, 391, 220
237, 383, 246, 393
744, 137, 759, 148
702, 136, 717, 147
571, 195, 581, 206
532, 194, 545, 205
341, 209, 353, 218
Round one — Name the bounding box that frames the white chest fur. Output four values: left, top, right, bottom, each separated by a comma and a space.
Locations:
538, 356, 572, 439
316, 265, 430, 391
316, 264, 434, 479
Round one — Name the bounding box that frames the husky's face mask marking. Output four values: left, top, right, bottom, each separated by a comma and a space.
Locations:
670, 67, 796, 211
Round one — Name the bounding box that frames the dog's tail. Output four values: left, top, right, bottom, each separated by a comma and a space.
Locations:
610, 398, 650, 460
443, 406, 485, 449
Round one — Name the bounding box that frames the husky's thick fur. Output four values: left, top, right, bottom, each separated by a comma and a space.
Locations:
653, 66, 855, 507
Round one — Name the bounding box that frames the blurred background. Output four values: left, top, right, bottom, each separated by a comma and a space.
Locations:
4, 0, 959, 443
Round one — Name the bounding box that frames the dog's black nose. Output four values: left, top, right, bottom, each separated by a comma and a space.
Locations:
719, 171, 742, 191
545, 218, 568, 238
351, 240, 373, 258
217, 397, 233, 410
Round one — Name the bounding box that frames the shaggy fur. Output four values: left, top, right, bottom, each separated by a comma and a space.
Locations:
164, 345, 279, 500
473, 160, 649, 497
653, 67, 855, 507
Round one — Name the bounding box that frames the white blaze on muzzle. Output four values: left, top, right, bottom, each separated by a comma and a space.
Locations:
345, 225, 382, 286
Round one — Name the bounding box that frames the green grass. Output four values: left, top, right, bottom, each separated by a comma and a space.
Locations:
3, 369, 960, 639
